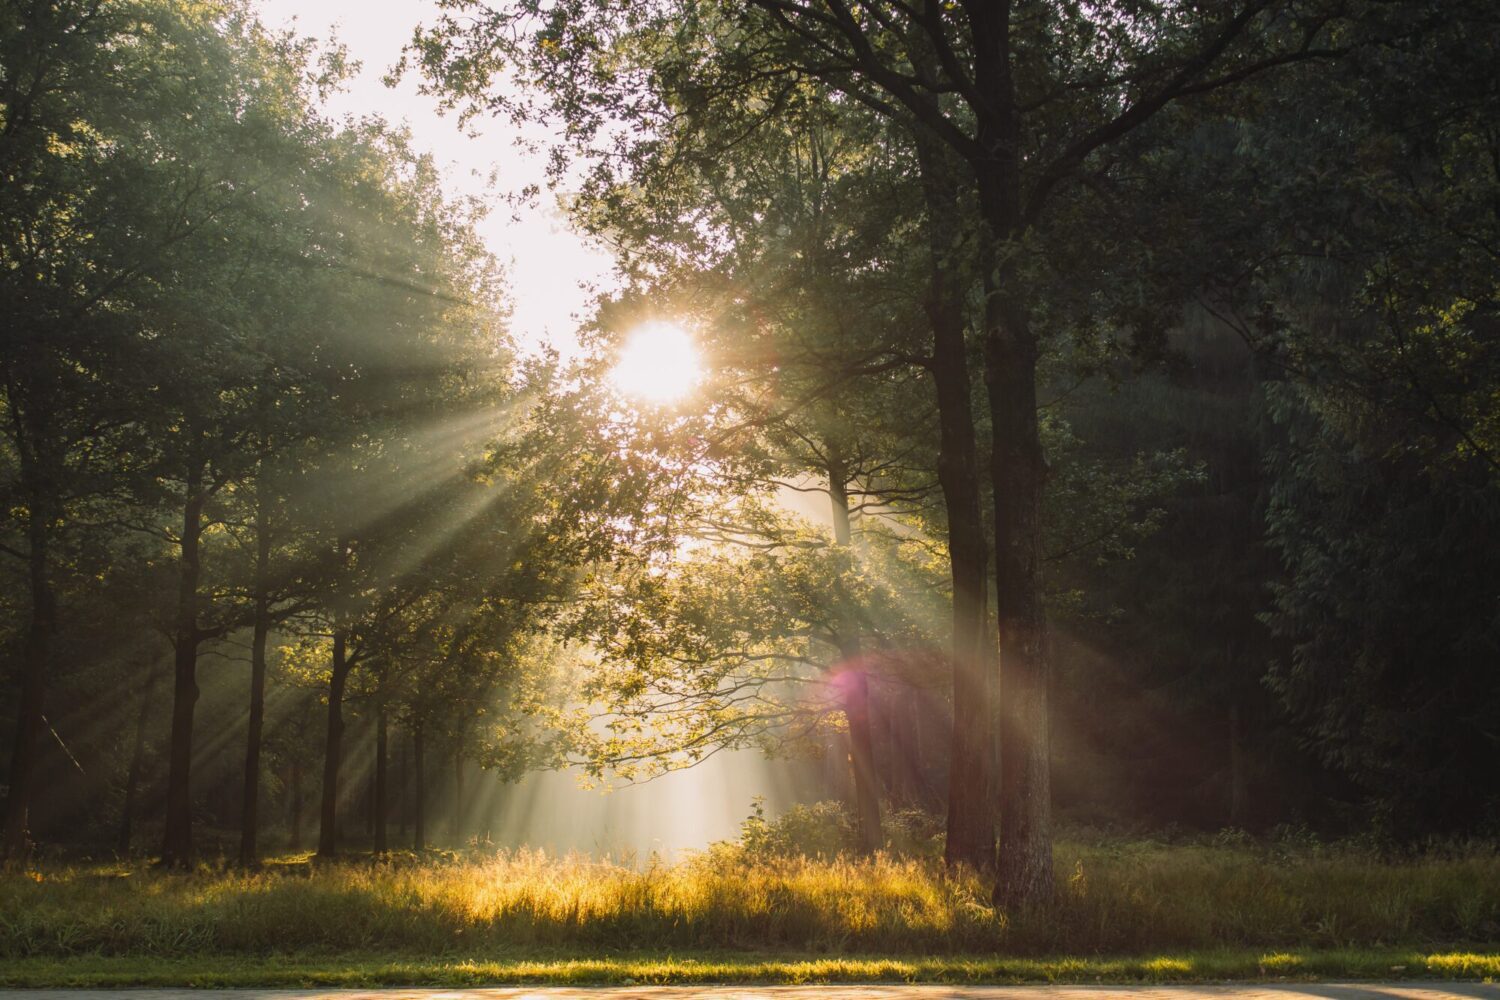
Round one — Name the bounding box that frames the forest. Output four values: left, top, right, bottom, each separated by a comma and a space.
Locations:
2, 0, 1499, 987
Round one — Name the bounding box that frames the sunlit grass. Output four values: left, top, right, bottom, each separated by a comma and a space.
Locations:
2, 838, 1497, 965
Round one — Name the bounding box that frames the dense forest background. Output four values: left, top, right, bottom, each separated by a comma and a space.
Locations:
3, 0, 1499, 885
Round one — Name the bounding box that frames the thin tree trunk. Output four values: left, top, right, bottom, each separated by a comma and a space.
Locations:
888, 680, 918, 808
2, 493, 55, 862
412, 722, 426, 851
288, 760, 303, 852
160, 465, 208, 868
841, 661, 881, 853
451, 745, 464, 845
870, 678, 896, 799
316, 630, 349, 859
374, 680, 388, 853
238, 499, 273, 867
829, 462, 881, 853
398, 728, 408, 838
117, 666, 158, 855
365, 750, 376, 838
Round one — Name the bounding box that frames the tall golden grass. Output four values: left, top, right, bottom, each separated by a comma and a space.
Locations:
3, 837, 1497, 958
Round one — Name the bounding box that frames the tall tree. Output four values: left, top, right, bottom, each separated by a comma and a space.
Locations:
412, 0, 1405, 904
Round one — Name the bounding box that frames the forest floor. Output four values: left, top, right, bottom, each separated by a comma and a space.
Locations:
1, 839, 1497, 987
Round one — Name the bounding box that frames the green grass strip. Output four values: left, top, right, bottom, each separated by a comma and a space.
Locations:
1, 948, 1496, 987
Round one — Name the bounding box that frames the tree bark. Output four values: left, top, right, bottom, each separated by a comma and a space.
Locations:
828, 462, 882, 853
984, 270, 1053, 909
238, 497, 273, 867
315, 630, 349, 859
954, 0, 1054, 909
160, 464, 208, 868
1, 492, 55, 862
911, 126, 995, 872
412, 722, 426, 851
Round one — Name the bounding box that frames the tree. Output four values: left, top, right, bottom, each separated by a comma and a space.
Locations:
0, 0, 286, 860
411, 0, 1423, 904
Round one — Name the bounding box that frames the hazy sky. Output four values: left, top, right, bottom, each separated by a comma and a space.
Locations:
254, 0, 613, 353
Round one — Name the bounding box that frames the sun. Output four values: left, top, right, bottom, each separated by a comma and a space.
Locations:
610, 321, 702, 404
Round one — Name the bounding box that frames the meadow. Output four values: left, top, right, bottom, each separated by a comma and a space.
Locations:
3, 826, 1498, 985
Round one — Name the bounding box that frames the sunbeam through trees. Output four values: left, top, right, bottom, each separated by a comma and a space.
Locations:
2, 0, 1500, 987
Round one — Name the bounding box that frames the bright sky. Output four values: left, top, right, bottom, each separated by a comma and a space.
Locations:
254, 0, 613, 354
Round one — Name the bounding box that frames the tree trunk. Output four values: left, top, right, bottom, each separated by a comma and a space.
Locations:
1, 494, 55, 862
956, 1, 1054, 907
829, 463, 881, 853
912, 127, 995, 872
117, 666, 158, 856
316, 631, 349, 859
288, 760, 303, 852
398, 728, 408, 838
870, 679, 897, 799
374, 681, 388, 853
412, 722, 426, 851
238, 503, 273, 867
160, 468, 208, 868
841, 661, 881, 853
365, 744, 376, 838
451, 745, 464, 846
984, 270, 1053, 909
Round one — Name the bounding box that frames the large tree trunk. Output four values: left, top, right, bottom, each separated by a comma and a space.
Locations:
117, 666, 159, 855
913, 127, 995, 872
2, 494, 55, 862
984, 272, 1053, 909
315, 631, 349, 859
963, 1, 1053, 909
412, 722, 426, 851
238, 500, 273, 867
374, 675, 388, 854
160, 468, 208, 868
828, 463, 882, 853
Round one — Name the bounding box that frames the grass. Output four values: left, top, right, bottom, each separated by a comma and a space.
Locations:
1, 949, 1498, 987
2, 835, 1497, 985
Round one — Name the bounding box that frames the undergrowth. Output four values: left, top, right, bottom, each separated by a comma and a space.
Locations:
2, 818, 1498, 960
